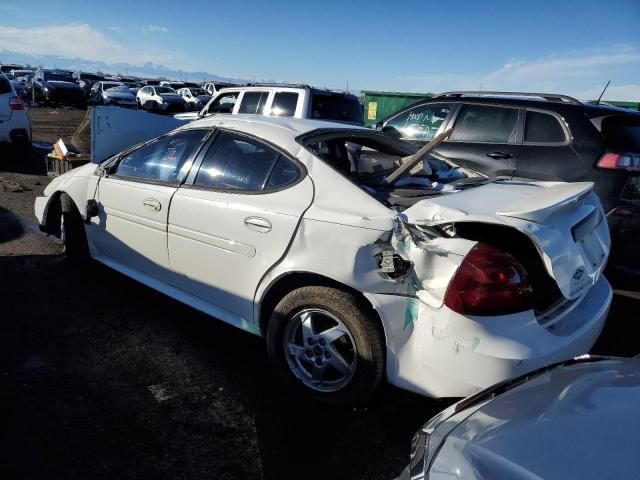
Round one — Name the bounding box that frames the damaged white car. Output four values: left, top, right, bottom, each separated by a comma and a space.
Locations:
34, 115, 612, 405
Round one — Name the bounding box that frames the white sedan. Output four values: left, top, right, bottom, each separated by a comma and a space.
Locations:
34, 115, 612, 405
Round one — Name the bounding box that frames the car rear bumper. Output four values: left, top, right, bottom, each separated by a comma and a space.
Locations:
0, 110, 32, 143
370, 275, 612, 398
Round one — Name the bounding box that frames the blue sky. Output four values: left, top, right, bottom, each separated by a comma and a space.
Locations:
0, 0, 639, 99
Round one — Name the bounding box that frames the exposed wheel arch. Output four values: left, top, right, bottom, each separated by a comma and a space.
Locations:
257, 272, 387, 351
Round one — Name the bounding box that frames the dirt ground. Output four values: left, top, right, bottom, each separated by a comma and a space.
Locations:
0, 107, 639, 480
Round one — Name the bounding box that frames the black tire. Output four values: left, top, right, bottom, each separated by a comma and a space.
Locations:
60, 194, 89, 262
266, 286, 384, 406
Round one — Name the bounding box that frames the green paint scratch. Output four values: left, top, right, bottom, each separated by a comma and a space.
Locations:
404, 298, 419, 330
471, 336, 480, 351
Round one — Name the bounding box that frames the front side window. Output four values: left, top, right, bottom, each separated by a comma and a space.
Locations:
194, 131, 299, 191
385, 104, 451, 141
271, 92, 299, 117
524, 111, 567, 143
238, 91, 269, 114
450, 105, 518, 143
115, 130, 207, 183
207, 92, 239, 114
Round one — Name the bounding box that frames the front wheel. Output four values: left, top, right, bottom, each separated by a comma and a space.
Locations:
266, 286, 385, 406
60, 195, 89, 262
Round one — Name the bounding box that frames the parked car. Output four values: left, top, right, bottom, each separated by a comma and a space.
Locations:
10, 69, 34, 80
122, 82, 142, 96
89, 81, 137, 108
202, 81, 238, 96
0, 72, 31, 157
10, 79, 27, 99
35, 116, 612, 405
177, 87, 211, 111
177, 84, 364, 126
0, 64, 24, 75
74, 72, 105, 97
32, 68, 86, 108
375, 91, 640, 240
160, 81, 185, 90
400, 355, 640, 480
136, 85, 186, 113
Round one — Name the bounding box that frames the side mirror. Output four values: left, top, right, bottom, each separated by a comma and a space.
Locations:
381, 125, 401, 139
374, 121, 383, 131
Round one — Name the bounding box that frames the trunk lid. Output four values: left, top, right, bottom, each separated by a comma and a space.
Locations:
403, 180, 610, 301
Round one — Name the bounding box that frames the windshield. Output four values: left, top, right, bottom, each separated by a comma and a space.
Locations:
44, 71, 75, 82
190, 88, 209, 96
311, 93, 364, 125
105, 85, 130, 93
155, 86, 176, 94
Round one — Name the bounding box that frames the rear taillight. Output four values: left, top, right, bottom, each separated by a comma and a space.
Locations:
444, 243, 533, 316
9, 97, 25, 111
597, 152, 640, 171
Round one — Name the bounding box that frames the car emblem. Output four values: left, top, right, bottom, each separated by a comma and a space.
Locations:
573, 268, 585, 280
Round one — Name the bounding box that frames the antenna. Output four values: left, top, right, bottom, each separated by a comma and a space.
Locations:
596, 80, 610, 105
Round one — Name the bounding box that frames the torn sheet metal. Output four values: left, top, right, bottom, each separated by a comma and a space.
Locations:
401, 181, 611, 301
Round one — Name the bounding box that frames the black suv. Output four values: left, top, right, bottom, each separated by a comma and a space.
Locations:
375, 91, 640, 239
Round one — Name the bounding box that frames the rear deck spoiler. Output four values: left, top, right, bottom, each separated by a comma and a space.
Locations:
497, 182, 594, 223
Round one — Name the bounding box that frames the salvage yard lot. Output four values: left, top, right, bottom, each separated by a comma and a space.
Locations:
0, 107, 639, 480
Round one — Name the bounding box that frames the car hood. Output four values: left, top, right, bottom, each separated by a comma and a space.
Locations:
45, 80, 82, 91
159, 93, 183, 103
105, 91, 135, 100
429, 358, 640, 480
402, 180, 611, 301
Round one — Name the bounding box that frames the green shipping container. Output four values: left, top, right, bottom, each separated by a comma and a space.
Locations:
606, 101, 640, 111
362, 90, 434, 126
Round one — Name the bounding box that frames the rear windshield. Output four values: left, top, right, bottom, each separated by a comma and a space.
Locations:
601, 115, 640, 152
311, 93, 364, 125
44, 71, 75, 82
0, 76, 11, 94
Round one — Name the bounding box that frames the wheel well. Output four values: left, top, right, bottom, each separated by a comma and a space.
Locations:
258, 272, 387, 347
43, 191, 79, 237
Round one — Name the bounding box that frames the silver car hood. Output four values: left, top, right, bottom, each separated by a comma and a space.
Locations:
429, 358, 640, 480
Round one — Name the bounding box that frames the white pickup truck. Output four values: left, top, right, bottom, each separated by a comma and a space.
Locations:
175, 84, 364, 126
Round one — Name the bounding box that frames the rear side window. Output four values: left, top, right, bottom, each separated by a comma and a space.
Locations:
450, 105, 518, 143
195, 131, 299, 191
0, 76, 11, 94
238, 91, 269, 114
271, 92, 298, 117
385, 104, 451, 141
601, 115, 640, 152
524, 111, 566, 143
311, 93, 363, 124
115, 130, 207, 183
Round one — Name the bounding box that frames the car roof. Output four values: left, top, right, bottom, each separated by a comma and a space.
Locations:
183, 114, 367, 136
413, 93, 639, 117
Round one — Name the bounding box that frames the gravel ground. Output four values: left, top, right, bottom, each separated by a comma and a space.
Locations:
0, 107, 638, 480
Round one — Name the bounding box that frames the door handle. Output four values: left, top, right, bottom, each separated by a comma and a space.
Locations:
143, 198, 162, 212
244, 217, 272, 233
486, 151, 513, 160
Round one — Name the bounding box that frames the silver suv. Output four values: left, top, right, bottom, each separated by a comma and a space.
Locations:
0, 72, 31, 158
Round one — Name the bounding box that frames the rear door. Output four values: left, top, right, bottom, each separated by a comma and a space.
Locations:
436, 103, 522, 178
513, 108, 577, 181
167, 129, 313, 323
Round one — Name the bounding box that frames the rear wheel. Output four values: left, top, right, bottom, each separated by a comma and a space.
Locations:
266, 286, 384, 406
